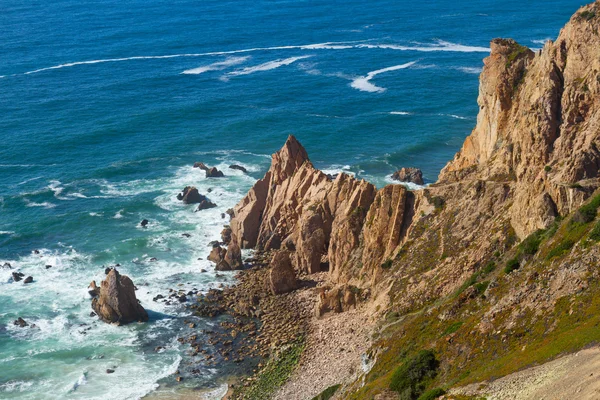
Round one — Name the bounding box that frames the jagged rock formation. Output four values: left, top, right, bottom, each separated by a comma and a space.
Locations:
91, 269, 148, 325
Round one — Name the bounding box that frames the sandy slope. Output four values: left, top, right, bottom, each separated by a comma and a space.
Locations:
452, 347, 600, 400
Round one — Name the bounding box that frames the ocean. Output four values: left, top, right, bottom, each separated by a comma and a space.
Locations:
0, 0, 584, 398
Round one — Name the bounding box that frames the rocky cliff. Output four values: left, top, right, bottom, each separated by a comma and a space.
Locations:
229, 3, 600, 399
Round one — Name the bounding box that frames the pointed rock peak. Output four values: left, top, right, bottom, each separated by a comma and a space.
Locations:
270, 135, 310, 184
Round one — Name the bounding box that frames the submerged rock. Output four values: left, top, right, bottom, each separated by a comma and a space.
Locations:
391, 167, 424, 185
140, 219, 149, 227
229, 164, 248, 174
23, 276, 33, 284
91, 269, 149, 325
13, 317, 28, 328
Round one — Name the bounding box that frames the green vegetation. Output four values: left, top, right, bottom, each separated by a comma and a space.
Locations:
311, 384, 341, 400
482, 261, 496, 275
432, 196, 445, 211
544, 165, 552, 172
381, 259, 393, 269
571, 192, 600, 224
417, 388, 446, 400
240, 340, 305, 400
504, 258, 520, 274
474, 281, 490, 295
442, 321, 463, 336
578, 10, 596, 21
389, 350, 440, 399
519, 229, 546, 255
506, 43, 529, 68
589, 220, 600, 241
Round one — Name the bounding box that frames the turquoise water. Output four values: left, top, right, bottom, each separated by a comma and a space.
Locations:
0, 0, 584, 398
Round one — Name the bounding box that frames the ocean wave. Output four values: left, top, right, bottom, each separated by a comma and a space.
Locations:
390, 111, 413, 115
181, 56, 250, 75
0, 230, 15, 235
350, 61, 417, 93
0, 380, 34, 393
23, 199, 57, 209
438, 113, 472, 120
531, 38, 552, 45
17, 39, 488, 76
357, 39, 489, 53
454, 66, 482, 74
225, 55, 313, 78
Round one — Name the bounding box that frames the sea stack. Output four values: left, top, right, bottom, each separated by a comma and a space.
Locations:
91, 269, 149, 325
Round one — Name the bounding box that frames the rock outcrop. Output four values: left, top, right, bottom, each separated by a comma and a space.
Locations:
206, 167, 224, 178
440, 7, 600, 238
91, 269, 148, 325
177, 186, 205, 204
391, 167, 424, 185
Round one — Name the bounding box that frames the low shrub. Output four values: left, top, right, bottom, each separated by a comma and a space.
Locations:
381, 259, 393, 269
504, 258, 520, 274
390, 350, 440, 399
590, 221, 600, 241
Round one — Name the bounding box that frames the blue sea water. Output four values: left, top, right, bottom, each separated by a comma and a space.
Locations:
0, 0, 585, 398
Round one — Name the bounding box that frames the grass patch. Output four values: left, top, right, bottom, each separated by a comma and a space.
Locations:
390, 350, 440, 399
432, 196, 445, 211
589, 220, 600, 241
442, 322, 463, 336
311, 384, 341, 400
505, 43, 529, 67
239, 340, 305, 399
418, 388, 446, 400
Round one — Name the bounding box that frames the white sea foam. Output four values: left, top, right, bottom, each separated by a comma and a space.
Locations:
532, 38, 552, 45
350, 61, 417, 93
454, 66, 482, 74
0, 231, 15, 235
390, 111, 412, 115
181, 56, 250, 75
19, 39, 488, 76
357, 39, 489, 53
113, 209, 124, 219
438, 113, 472, 120
225, 55, 313, 78
23, 199, 57, 209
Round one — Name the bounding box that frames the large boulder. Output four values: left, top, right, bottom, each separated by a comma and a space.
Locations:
178, 186, 206, 204
208, 245, 231, 271
224, 235, 243, 270
229, 164, 248, 174
269, 251, 299, 295
316, 285, 357, 316
196, 200, 217, 211
391, 167, 424, 185
91, 269, 149, 325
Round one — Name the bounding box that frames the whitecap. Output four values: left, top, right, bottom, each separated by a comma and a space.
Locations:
113, 209, 124, 219
350, 61, 417, 93
438, 113, 472, 120
70, 372, 87, 392
531, 38, 552, 45
357, 39, 489, 53
390, 111, 412, 115
181, 56, 250, 75
23, 199, 56, 209
0, 231, 15, 235
454, 66, 482, 74
225, 55, 313, 78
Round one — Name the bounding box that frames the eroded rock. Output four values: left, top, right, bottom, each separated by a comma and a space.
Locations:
91, 269, 149, 325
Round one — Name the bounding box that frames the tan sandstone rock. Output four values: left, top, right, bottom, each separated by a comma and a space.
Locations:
91, 269, 148, 325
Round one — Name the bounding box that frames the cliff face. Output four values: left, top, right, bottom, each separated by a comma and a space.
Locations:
440, 3, 600, 238
228, 3, 600, 399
